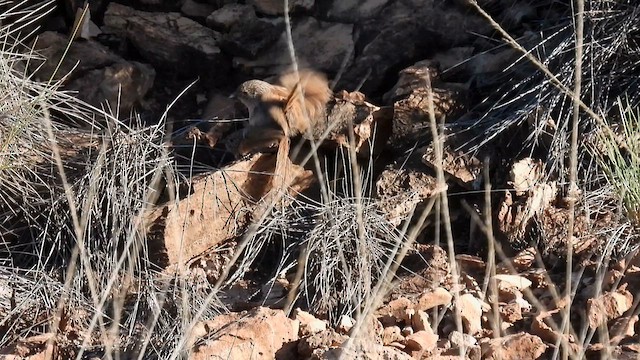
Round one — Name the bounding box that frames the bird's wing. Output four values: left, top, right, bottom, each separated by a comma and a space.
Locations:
279, 70, 332, 137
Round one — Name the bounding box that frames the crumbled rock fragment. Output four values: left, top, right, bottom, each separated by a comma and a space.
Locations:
417, 287, 453, 311
298, 329, 348, 358
587, 286, 634, 329
494, 274, 532, 290
457, 293, 483, 335
382, 326, 404, 345
481, 333, 546, 360
336, 315, 354, 334
449, 330, 477, 350
411, 310, 430, 332
500, 301, 523, 323
405, 329, 438, 353
294, 308, 328, 336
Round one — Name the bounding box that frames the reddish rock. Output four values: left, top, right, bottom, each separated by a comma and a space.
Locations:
386, 297, 414, 324
457, 293, 483, 335
481, 333, 547, 360
294, 308, 327, 336
500, 301, 523, 323
417, 287, 453, 311
587, 286, 633, 329
494, 274, 533, 290
190, 307, 298, 360
405, 329, 438, 353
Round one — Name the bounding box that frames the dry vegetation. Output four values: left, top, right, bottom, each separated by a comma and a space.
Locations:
0, 0, 639, 359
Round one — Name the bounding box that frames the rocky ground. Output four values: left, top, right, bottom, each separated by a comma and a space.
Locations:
1, 0, 639, 359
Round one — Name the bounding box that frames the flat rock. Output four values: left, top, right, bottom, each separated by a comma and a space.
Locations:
494, 274, 533, 291
294, 308, 328, 336
405, 329, 438, 353
338, 1, 489, 94
221, 17, 283, 58
449, 330, 477, 350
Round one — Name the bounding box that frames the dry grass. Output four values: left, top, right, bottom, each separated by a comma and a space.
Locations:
0, 0, 639, 359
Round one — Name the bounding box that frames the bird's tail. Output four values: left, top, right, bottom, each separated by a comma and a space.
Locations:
278, 70, 332, 127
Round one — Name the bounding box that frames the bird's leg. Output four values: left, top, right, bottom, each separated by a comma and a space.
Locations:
237, 127, 286, 157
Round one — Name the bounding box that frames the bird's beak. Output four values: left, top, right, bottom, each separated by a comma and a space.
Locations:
229, 93, 237, 99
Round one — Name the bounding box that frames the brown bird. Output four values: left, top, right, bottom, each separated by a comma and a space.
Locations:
233, 69, 332, 155
232, 69, 331, 193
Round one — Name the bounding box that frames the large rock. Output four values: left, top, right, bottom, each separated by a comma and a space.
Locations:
233, 17, 354, 77
31, 31, 154, 115
248, 0, 314, 16
103, 3, 227, 81
318, 0, 390, 22
147, 153, 313, 269
338, 1, 489, 94
189, 307, 298, 360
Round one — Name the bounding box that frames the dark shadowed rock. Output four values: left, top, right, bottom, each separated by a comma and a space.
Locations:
233, 17, 353, 77
338, 1, 489, 94
221, 17, 284, 59
180, 0, 216, 20
31, 31, 154, 115
317, 0, 390, 22
248, 0, 314, 16
206, 3, 255, 31
103, 3, 227, 81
